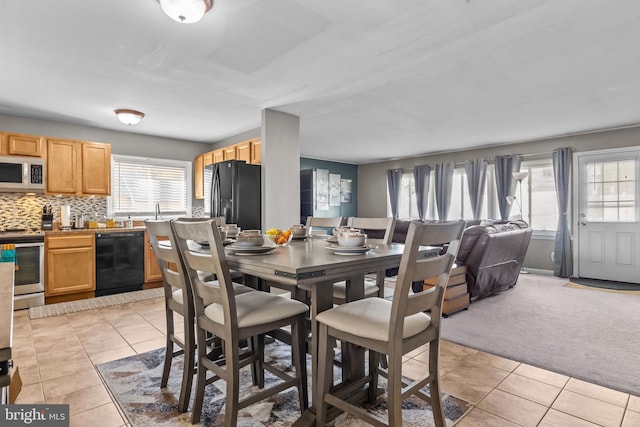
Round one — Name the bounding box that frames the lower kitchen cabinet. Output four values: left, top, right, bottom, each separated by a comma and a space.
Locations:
45, 234, 95, 297
144, 231, 163, 283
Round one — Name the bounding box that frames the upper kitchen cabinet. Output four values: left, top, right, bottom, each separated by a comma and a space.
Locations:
251, 138, 262, 165
223, 145, 237, 161
46, 139, 111, 195
0, 132, 44, 157
236, 140, 251, 163
82, 142, 111, 195
203, 151, 214, 166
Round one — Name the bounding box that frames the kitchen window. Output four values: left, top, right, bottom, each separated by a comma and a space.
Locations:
109, 155, 192, 218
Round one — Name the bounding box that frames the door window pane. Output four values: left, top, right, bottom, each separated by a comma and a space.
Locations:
585, 159, 636, 222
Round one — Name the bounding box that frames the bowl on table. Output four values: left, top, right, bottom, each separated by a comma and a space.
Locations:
337, 233, 367, 247
235, 233, 265, 247
225, 224, 240, 238
290, 225, 307, 238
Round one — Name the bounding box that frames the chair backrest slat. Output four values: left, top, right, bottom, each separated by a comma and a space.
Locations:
306, 216, 343, 230
390, 220, 465, 339
346, 217, 396, 244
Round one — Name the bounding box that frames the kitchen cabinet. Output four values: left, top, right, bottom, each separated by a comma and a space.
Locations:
194, 154, 204, 200
251, 138, 262, 165
144, 231, 163, 283
236, 140, 251, 163
223, 146, 237, 161
0, 132, 44, 157
213, 149, 224, 163
203, 151, 214, 166
45, 234, 95, 297
82, 142, 111, 195
46, 139, 111, 195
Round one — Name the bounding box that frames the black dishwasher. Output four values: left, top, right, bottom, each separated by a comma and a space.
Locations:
95, 232, 145, 297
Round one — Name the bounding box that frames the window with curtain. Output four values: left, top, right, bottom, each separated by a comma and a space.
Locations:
519, 160, 558, 231
397, 173, 418, 219
109, 154, 192, 218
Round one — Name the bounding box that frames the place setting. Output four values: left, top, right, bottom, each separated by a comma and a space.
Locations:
325, 228, 376, 255
225, 229, 277, 255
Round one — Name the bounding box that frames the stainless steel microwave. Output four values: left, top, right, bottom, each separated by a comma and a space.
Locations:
0, 156, 45, 193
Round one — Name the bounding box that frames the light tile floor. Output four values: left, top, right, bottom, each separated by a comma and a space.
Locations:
10, 295, 640, 427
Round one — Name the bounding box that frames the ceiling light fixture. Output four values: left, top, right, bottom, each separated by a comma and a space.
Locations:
114, 109, 145, 126
159, 0, 213, 24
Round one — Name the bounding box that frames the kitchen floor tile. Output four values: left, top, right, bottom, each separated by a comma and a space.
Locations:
440, 371, 493, 404
476, 388, 547, 427
552, 389, 625, 427
513, 363, 570, 388
70, 402, 125, 427
564, 377, 629, 407
455, 407, 519, 427
464, 351, 520, 372
46, 383, 113, 415
445, 361, 510, 388
440, 340, 479, 358
538, 408, 601, 426
401, 358, 430, 381
36, 348, 95, 382
13, 382, 44, 405
622, 410, 640, 427
88, 345, 137, 365
131, 336, 166, 354
41, 368, 102, 400
628, 395, 640, 412
497, 372, 562, 406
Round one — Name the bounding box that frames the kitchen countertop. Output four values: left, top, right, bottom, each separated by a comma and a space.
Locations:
44, 226, 147, 236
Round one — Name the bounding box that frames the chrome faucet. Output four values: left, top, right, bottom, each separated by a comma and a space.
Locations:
155, 202, 161, 220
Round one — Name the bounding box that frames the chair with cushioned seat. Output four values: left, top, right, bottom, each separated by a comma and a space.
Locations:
171, 219, 310, 426
315, 220, 465, 427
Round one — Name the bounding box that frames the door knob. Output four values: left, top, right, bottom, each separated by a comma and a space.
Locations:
580, 221, 587, 226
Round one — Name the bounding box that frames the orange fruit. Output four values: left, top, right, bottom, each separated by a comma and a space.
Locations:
278, 236, 287, 244
283, 229, 292, 238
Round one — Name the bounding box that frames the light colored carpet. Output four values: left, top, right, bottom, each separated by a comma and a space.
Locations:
29, 288, 164, 319
441, 273, 640, 395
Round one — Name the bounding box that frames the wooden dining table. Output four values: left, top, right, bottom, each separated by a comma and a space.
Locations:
224, 235, 439, 426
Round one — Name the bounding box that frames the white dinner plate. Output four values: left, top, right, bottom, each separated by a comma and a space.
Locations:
325, 244, 376, 255
226, 244, 277, 255
197, 238, 235, 247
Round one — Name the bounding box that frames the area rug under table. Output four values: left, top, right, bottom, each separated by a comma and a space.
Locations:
96, 342, 469, 426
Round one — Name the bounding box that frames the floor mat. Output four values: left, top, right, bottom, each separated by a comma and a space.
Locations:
28, 287, 164, 319
569, 276, 640, 291
565, 281, 640, 296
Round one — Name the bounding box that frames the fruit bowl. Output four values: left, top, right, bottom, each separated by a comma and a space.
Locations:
265, 228, 293, 246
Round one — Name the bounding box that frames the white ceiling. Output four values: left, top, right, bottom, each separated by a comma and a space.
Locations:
2, 0, 640, 164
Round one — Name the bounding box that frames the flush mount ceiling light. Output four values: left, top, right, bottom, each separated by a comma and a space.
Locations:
114, 109, 145, 126
159, 0, 213, 24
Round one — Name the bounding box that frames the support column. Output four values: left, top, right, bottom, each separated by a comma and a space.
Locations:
261, 109, 301, 230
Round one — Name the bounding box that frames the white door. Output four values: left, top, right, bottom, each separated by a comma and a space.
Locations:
575, 147, 640, 283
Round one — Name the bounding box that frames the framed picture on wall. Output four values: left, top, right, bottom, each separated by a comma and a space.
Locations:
341, 179, 352, 203
329, 173, 341, 206
315, 168, 329, 210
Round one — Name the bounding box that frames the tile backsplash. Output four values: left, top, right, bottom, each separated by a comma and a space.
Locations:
0, 194, 206, 230
0, 194, 107, 230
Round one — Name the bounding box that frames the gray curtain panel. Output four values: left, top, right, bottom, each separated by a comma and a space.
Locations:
495, 155, 522, 220
386, 168, 403, 219
465, 159, 488, 220
552, 147, 573, 277
412, 165, 431, 221
434, 162, 454, 220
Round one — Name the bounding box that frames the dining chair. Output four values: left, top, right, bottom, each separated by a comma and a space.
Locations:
315, 220, 466, 427
332, 217, 397, 304
306, 216, 343, 235
171, 219, 310, 426
144, 219, 197, 413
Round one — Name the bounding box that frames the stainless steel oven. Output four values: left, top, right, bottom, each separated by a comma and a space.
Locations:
0, 231, 45, 310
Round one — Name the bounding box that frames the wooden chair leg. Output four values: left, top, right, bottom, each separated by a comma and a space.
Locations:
257, 334, 265, 389
315, 324, 333, 427
367, 350, 379, 404
191, 327, 208, 425
387, 352, 403, 427
161, 308, 174, 388
178, 313, 195, 413
292, 316, 309, 411
429, 339, 446, 427
224, 340, 241, 427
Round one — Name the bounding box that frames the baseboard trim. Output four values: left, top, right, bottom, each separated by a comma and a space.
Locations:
522, 268, 554, 275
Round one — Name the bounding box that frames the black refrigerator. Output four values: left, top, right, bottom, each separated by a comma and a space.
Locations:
205, 160, 261, 230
